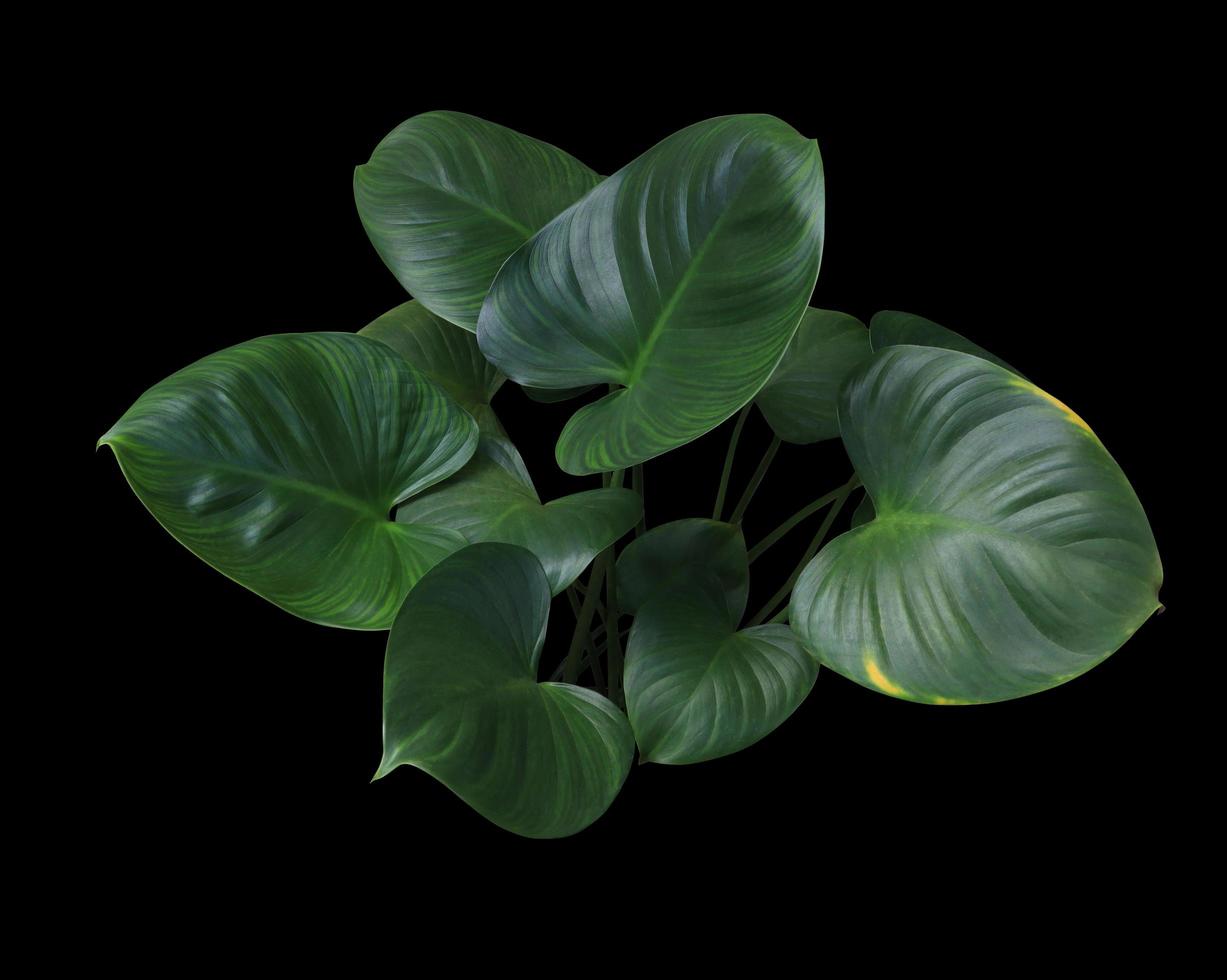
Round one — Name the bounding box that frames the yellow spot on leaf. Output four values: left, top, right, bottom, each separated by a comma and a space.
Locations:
1010, 378, 1095, 437
864, 653, 907, 697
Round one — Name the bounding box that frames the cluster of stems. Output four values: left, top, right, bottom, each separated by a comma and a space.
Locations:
554, 404, 861, 703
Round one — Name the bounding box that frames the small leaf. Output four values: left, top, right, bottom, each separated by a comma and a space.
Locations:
354, 111, 601, 331
870, 310, 1023, 377
790, 346, 1163, 704
99, 333, 477, 629
626, 582, 817, 765
378, 544, 634, 838
755, 308, 871, 444
478, 114, 825, 474
615, 518, 749, 623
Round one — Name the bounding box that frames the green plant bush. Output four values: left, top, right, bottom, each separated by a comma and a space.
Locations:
100, 111, 1163, 838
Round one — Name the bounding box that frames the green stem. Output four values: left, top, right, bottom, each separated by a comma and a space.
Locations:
712, 405, 752, 520
747, 485, 845, 564
729, 436, 781, 525
563, 553, 609, 682
632, 464, 646, 537
605, 545, 625, 708
746, 473, 860, 627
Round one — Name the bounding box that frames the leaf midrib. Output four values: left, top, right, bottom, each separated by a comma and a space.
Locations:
105, 434, 393, 523
623, 145, 772, 386
376, 168, 536, 239
867, 507, 1149, 576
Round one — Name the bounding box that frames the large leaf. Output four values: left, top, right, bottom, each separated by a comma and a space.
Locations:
478, 114, 825, 475
395, 449, 641, 596
755, 308, 871, 444
870, 310, 1022, 377
790, 346, 1163, 704
99, 333, 478, 629
354, 111, 602, 331
615, 519, 748, 622
377, 544, 634, 838
626, 581, 817, 765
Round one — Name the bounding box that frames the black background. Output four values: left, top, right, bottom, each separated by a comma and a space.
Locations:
78, 49, 1186, 880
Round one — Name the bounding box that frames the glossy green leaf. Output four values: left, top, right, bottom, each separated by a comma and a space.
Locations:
616, 519, 749, 622
624, 575, 817, 764
378, 544, 634, 838
478, 114, 825, 475
755, 308, 871, 444
870, 310, 1023, 377
99, 333, 478, 629
395, 447, 641, 596
354, 111, 601, 331
790, 346, 1162, 704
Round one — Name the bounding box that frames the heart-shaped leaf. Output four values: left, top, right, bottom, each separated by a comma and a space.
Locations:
870, 310, 1022, 377
624, 578, 817, 764
354, 111, 601, 331
615, 519, 749, 622
395, 449, 641, 596
755, 308, 871, 444
478, 114, 825, 474
99, 333, 478, 629
790, 345, 1163, 704
377, 543, 634, 838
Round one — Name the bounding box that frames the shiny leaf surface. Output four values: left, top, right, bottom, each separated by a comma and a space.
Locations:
790, 346, 1162, 703
378, 544, 634, 838
355, 111, 601, 330
627, 582, 817, 765
100, 333, 477, 628
755, 308, 870, 443
478, 114, 825, 474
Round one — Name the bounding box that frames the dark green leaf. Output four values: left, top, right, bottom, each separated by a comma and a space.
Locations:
755, 308, 870, 444
378, 544, 634, 838
478, 114, 825, 474
99, 333, 477, 629
626, 582, 817, 765
870, 310, 1023, 377
790, 346, 1162, 703
354, 111, 601, 331
616, 518, 748, 623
